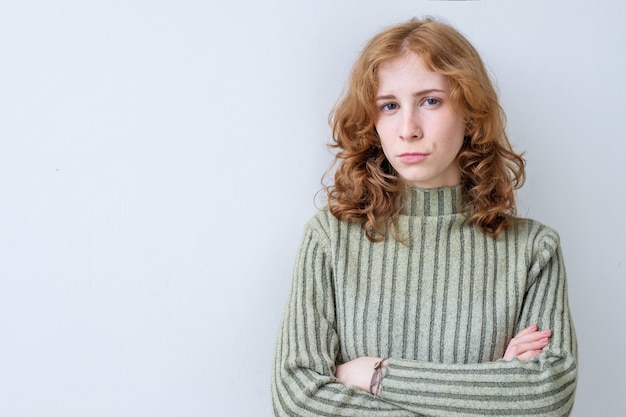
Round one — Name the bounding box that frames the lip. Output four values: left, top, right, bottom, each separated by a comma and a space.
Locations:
398, 152, 429, 163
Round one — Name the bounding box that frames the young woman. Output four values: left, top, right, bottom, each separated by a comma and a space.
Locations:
271, 18, 577, 416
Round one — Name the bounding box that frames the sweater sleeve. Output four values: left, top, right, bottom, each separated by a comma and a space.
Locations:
271, 220, 417, 417
380, 228, 578, 417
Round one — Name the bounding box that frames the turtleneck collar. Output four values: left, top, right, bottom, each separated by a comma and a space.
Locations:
401, 185, 464, 217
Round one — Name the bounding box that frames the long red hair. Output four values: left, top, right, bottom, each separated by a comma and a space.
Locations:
326, 17, 525, 241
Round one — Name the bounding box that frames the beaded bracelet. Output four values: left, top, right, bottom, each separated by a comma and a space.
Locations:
369, 359, 386, 397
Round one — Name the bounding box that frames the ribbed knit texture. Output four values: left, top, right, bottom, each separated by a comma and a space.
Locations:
272, 186, 577, 416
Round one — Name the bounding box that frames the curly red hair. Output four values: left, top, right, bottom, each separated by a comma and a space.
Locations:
326, 17, 525, 241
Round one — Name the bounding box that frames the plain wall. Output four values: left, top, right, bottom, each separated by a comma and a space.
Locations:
1, 0, 624, 416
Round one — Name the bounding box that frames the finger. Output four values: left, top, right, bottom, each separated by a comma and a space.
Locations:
513, 335, 551, 349
504, 336, 550, 360
510, 329, 552, 345
514, 324, 538, 338
511, 337, 551, 355
516, 349, 544, 362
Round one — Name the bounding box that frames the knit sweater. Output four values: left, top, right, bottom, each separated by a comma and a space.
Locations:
271, 186, 577, 417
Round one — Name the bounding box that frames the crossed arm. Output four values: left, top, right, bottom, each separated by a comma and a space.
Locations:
272, 224, 577, 416
336, 324, 553, 393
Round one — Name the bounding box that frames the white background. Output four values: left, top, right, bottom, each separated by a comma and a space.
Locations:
1, 0, 624, 416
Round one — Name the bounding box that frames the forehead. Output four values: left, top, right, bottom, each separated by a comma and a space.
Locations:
376, 52, 449, 92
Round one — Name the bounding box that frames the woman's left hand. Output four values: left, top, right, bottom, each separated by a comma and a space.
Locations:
335, 356, 383, 392
504, 324, 551, 361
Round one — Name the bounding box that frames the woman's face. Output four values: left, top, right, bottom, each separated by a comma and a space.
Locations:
374, 52, 466, 188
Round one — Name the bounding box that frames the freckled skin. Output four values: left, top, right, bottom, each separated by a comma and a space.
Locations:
375, 53, 466, 188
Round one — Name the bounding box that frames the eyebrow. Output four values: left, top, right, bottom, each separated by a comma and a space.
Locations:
375, 88, 446, 101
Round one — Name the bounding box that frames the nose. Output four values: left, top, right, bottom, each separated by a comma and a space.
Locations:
399, 109, 422, 141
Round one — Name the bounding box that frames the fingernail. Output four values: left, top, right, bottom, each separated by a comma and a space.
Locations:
539, 337, 549, 344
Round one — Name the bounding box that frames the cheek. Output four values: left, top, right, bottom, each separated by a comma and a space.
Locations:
452, 139, 464, 161
379, 139, 393, 160
374, 120, 388, 138
444, 117, 466, 153
375, 123, 391, 149
447, 136, 464, 160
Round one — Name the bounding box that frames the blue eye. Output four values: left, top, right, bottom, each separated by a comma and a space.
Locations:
381, 103, 398, 111
424, 98, 440, 106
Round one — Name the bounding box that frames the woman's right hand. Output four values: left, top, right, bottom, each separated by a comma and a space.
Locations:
503, 324, 551, 361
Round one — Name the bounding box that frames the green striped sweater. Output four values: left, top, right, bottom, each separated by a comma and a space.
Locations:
272, 186, 577, 416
